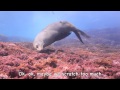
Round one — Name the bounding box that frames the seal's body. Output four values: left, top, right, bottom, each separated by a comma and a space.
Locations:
33, 21, 90, 51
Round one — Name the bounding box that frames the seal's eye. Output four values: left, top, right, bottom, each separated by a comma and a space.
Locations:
36, 45, 38, 48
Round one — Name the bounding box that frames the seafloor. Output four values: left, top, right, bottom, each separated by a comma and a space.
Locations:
0, 40, 120, 79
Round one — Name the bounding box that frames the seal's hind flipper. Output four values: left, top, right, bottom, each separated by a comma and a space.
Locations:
74, 30, 84, 44
73, 29, 90, 44
77, 29, 90, 38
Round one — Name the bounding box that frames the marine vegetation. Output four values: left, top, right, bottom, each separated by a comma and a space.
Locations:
0, 40, 120, 79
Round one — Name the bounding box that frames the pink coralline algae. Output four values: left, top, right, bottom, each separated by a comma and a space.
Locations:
0, 41, 120, 79
0, 50, 8, 56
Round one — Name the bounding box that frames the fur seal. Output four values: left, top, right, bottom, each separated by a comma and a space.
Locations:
33, 21, 90, 51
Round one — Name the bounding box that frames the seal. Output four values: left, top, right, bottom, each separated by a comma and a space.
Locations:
33, 21, 90, 51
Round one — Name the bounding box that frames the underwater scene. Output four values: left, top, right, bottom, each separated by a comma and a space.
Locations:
0, 11, 120, 79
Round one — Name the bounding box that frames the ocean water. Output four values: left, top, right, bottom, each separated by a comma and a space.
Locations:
0, 11, 120, 79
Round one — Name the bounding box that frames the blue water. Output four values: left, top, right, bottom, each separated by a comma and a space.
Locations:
0, 11, 120, 45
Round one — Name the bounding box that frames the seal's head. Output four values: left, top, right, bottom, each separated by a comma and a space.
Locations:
33, 40, 44, 51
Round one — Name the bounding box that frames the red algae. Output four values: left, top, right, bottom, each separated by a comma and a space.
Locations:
0, 50, 8, 56
0, 41, 120, 79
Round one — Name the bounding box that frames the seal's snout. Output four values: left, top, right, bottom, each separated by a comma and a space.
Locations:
34, 44, 43, 51
33, 41, 44, 51
36, 47, 43, 51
